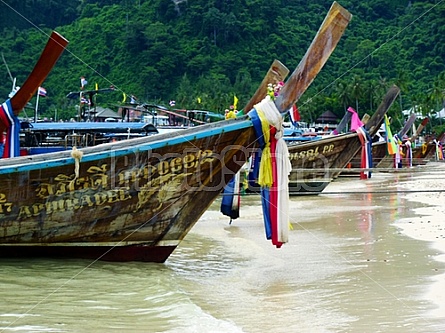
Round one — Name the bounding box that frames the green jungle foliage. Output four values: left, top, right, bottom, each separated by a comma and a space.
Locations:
0, 0, 444, 133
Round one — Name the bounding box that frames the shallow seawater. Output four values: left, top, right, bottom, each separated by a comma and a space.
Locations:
1, 167, 445, 332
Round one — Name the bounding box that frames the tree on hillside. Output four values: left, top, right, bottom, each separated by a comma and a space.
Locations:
394, 69, 411, 113
350, 76, 363, 113
427, 73, 445, 125
335, 80, 351, 113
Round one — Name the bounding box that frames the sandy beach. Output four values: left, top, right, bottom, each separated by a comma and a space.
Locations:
1, 161, 445, 333
391, 162, 445, 319
184, 161, 445, 332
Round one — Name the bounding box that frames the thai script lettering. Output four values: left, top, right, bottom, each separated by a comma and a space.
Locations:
288, 144, 334, 161
2, 149, 216, 219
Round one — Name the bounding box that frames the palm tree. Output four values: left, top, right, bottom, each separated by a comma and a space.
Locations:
394, 69, 411, 113
427, 78, 443, 124
364, 79, 379, 112
350, 75, 363, 112
436, 71, 445, 110
377, 76, 389, 99
335, 80, 351, 113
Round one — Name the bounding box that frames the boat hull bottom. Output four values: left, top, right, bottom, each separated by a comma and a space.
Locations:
0, 244, 177, 263
288, 181, 330, 195
248, 181, 330, 195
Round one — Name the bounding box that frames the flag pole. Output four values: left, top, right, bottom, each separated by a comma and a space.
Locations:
34, 90, 40, 123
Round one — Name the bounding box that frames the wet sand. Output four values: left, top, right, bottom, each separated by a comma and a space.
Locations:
1, 162, 445, 332
391, 162, 445, 319
179, 161, 445, 332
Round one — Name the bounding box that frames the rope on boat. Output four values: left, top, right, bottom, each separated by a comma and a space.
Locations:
71, 146, 83, 179
220, 189, 445, 196
249, 95, 292, 247
286, 165, 438, 173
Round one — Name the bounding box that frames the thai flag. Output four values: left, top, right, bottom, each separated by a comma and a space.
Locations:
80, 97, 90, 105
289, 104, 300, 125
38, 86, 47, 97
80, 77, 88, 90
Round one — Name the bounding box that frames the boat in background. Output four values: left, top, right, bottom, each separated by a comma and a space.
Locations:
247, 91, 398, 195
0, 2, 352, 262
284, 86, 399, 194
345, 113, 418, 172
67, 87, 220, 131
283, 121, 323, 143
117, 103, 224, 127
19, 121, 159, 155
284, 108, 355, 146
410, 132, 444, 166
371, 116, 429, 170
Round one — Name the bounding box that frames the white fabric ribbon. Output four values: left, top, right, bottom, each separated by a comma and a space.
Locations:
254, 96, 291, 243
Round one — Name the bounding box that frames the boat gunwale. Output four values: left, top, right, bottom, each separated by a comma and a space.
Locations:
0, 117, 253, 173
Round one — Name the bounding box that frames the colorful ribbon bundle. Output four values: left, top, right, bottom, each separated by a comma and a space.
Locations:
356, 127, 372, 179
0, 100, 20, 158
404, 140, 413, 168
393, 134, 403, 169
435, 140, 444, 160
347, 107, 372, 179
220, 172, 241, 222
248, 96, 291, 248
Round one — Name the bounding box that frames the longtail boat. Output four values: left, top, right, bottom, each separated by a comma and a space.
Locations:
410, 138, 440, 166
347, 113, 417, 171
407, 118, 435, 166
20, 122, 159, 155
289, 86, 399, 193
428, 132, 445, 161
248, 86, 399, 194
0, 2, 351, 262
374, 117, 430, 169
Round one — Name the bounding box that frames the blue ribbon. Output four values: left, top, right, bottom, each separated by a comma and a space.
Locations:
248, 108, 266, 149
220, 176, 239, 220
0, 100, 20, 158
364, 128, 373, 178
248, 108, 272, 239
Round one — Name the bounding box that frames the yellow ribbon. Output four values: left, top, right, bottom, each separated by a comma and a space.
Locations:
225, 110, 237, 119
421, 143, 427, 155
256, 107, 273, 187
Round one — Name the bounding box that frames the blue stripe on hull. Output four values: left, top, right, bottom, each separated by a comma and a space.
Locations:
0, 119, 253, 174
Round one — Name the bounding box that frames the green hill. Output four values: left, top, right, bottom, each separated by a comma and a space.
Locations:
1, 0, 444, 132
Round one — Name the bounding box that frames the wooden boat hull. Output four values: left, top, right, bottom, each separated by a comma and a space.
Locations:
0, 2, 353, 261
283, 85, 400, 194
348, 140, 390, 170
286, 131, 365, 194
0, 244, 176, 263
249, 130, 377, 194
411, 143, 435, 166
0, 119, 257, 262
288, 179, 330, 194
371, 141, 391, 168
248, 175, 330, 194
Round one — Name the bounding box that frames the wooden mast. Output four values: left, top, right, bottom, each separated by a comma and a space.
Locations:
275, 2, 352, 113
10, 31, 69, 114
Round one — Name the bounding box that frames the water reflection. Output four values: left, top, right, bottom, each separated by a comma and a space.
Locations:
1, 169, 445, 332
